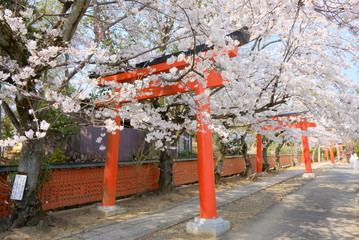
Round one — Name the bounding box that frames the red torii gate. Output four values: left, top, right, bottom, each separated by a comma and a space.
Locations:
256, 114, 317, 177
323, 144, 344, 164
97, 30, 250, 235
321, 130, 343, 164
328, 146, 336, 164
324, 146, 336, 164
99, 48, 238, 206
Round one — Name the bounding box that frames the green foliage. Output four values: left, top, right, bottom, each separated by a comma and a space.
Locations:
37, 148, 69, 189
45, 108, 79, 137
37, 161, 51, 187
133, 150, 149, 163
89, 86, 111, 100
332, 147, 337, 156
48, 148, 69, 163
177, 151, 197, 158
264, 139, 300, 155
196, 0, 212, 7
9, 152, 20, 165
353, 140, 359, 155
1, 115, 15, 140
36, 0, 63, 15
280, 142, 298, 154
212, 133, 240, 156
171, 44, 180, 53
132, 140, 156, 163
5, 153, 20, 180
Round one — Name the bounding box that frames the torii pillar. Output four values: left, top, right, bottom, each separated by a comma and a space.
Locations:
97, 116, 125, 216
336, 145, 340, 161
256, 134, 264, 176
338, 145, 344, 161
324, 148, 329, 161
186, 82, 230, 236
301, 120, 315, 178
329, 145, 336, 165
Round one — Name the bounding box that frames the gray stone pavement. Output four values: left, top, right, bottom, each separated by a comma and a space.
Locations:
220, 164, 359, 240
54, 163, 329, 240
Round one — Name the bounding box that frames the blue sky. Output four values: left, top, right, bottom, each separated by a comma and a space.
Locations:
344, 66, 359, 83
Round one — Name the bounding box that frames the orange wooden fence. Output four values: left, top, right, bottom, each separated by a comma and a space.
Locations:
0, 154, 297, 218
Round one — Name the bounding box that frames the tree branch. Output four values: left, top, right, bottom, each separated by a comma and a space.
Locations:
0, 21, 28, 66
1, 101, 21, 132
62, 0, 91, 42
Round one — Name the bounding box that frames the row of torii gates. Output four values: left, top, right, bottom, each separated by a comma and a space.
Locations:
96, 33, 332, 235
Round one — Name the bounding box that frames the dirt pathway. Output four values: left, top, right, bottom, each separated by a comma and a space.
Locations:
137, 171, 322, 240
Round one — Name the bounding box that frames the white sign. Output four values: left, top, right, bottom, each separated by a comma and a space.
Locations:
10, 174, 27, 201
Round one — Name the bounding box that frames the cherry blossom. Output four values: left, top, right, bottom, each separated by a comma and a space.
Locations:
0, 0, 358, 226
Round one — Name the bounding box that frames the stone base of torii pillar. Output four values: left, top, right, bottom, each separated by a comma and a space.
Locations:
255, 172, 265, 177
96, 205, 126, 217
302, 173, 316, 178
186, 217, 230, 236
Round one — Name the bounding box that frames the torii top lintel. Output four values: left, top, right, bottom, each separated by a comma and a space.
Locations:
98, 28, 250, 101
100, 47, 238, 84
262, 112, 317, 131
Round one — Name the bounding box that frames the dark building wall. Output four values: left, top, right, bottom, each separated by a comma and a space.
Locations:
72, 127, 144, 161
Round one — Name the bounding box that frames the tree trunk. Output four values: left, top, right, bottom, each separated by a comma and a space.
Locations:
214, 140, 226, 184
275, 140, 285, 169
262, 137, 273, 172
158, 148, 174, 193
151, 101, 187, 194
242, 144, 253, 176
292, 142, 299, 166
157, 127, 186, 193
311, 145, 317, 163
157, 137, 179, 193
214, 156, 224, 184
8, 138, 46, 229
240, 134, 253, 177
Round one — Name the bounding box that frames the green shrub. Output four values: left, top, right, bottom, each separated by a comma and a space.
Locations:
48, 148, 69, 163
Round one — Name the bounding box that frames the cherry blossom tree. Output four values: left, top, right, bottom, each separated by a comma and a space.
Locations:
0, 0, 173, 228
208, 0, 358, 154
312, 0, 359, 34
0, 0, 358, 228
